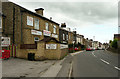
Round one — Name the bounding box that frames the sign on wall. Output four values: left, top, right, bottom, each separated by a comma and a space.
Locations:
60, 44, 68, 49
1, 37, 10, 47
52, 34, 58, 38
31, 30, 42, 35
27, 16, 33, 26
43, 30, 51, 36
46, 44, 57, 49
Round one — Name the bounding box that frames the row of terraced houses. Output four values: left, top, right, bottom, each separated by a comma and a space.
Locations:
0, 2, 105, 60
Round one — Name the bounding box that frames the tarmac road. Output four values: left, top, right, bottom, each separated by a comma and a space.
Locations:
72, 50, 120, 79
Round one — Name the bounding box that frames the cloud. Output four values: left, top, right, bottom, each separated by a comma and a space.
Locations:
16, 2, 117, 26
9, 1, 118, 43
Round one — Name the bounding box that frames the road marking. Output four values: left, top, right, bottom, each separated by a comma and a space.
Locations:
92, 51, 97, 57
71, 51, 83, 56
68, 61, 73, 79
114, 66, 120, 71
100, 59, 110, 65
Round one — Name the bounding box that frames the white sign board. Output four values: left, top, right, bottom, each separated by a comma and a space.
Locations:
43, 30, 51, 36
52, 34, 58, 38
1, 37, 10, 47
46, 44, 57, 49
60, 44, 68, 49
31, 30, 42, 35
27, 16, 33, 26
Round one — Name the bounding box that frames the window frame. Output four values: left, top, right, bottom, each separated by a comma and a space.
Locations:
34, 18, 39, 30
45, 22, 49, 31
53, 25, 56, 34
63, 33, 65, 40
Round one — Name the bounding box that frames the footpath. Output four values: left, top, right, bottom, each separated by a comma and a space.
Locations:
2, 51, 84, 79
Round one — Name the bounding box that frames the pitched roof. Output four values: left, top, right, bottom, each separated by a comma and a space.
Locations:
8, 2, 59, 25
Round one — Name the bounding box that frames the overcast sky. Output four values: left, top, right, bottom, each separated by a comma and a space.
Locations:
8, 0, 119, 43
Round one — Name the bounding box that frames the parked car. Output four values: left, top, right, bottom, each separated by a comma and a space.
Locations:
86, 48, 92, 51
74, 47, 78, 51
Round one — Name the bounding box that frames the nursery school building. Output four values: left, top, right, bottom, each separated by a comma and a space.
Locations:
1, 2, 68, 60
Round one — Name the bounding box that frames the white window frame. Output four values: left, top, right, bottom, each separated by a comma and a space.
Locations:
34, 18, 39, 30
66, 35, 68, 40
53, 25, 56, 34
63, 34, 65, 40
27, 16, 33, 26
45, 22, 49, 31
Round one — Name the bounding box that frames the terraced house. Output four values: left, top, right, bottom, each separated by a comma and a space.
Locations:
2, 2, 68, 60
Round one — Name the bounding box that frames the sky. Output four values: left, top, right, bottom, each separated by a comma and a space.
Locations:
8, 0, 119, 43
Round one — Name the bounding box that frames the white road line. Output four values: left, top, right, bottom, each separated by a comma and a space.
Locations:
100, 59, 110, 65
68, 61, 73, 78
114, 66, 120, 71
92, 52, 97, 57
71, 51, 83, 56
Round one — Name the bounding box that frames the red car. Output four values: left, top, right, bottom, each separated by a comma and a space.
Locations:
74, 47, 78, 51
86, 48, 92, 51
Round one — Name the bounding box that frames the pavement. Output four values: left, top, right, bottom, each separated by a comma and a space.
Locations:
72, 50, 120, 78
2, 51, 86, 79
2, 58, 58, 77
2, 51, 84, 78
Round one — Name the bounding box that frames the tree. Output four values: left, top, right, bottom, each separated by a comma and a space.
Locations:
111, 39, 118, 49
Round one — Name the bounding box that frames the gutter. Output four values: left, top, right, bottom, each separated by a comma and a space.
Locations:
13, 7, 15, 44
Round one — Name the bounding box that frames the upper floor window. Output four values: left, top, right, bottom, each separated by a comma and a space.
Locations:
27, 16, 33, 26
66, 35, 68, 40
45, 22, 49, 31
53, 25, 56, 33
63, 33, 65, 40
34, 18, 39, 30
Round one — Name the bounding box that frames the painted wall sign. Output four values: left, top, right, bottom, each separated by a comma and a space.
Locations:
52, 34, 58, 38
46, 44, 57, 49
31, 30, 42, 35
1, 37, 10, 47
43, 30, 51, 36
27, 16, 33, 26
60, 44, 68, 49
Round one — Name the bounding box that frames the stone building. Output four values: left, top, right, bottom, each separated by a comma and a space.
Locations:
68, 31, 74, 44
59, 28, 68, 44
2, 2, 68, 60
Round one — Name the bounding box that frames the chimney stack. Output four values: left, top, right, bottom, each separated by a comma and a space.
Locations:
50, 17, 52, 20
35, 8, 44, 16
61, 23, 66, 28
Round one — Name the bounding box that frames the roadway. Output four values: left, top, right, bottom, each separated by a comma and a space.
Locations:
72, 50, 120, 79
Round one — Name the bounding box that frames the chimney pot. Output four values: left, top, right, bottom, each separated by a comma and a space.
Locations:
35, 8, 44, 16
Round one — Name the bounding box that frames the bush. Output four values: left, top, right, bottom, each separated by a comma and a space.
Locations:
111, 39, 118, 49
